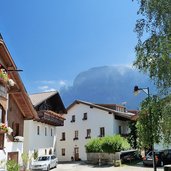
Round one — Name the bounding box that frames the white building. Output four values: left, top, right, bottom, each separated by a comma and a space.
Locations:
56, 100, 135, 161
24, 91, 66, 159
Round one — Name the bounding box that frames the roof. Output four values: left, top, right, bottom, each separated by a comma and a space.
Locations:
29, 91, 58, 107
67, 100, 135, 120
0, 38, 37, 119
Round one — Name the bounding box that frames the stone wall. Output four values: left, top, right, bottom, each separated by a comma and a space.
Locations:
87, 152, 120, 165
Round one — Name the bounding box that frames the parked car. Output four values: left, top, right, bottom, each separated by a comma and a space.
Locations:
160, 149, 171, 165
31, 155, 58, 171
143, 149, 171, 167
120, 150, 142, 164
143, 151, 162, 166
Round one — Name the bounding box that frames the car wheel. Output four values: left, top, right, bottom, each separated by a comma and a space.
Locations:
160, 161, 164, 167
55, 162, 57, 168
47, 165, 50, 171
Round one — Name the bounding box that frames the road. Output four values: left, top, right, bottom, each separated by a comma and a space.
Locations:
51, 162, 164, 171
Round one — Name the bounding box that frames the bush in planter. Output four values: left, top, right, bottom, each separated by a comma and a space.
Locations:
85, 138, 103, 153
6, 160, 19, 171
85, 135, 130, 153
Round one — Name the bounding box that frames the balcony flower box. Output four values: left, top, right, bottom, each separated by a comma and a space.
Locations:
0, 123, 13, 135
0, 64, 15, 88
0, 129, 6, 134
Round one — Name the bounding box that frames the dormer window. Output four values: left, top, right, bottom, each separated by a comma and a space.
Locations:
82, 113, 87, 120
71, 115, 75, 122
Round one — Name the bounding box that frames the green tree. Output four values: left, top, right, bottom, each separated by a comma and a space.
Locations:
133, 0, 171, 93
136, 96, 162, 148
128, 121, 138, 149
133, 0, 171, 148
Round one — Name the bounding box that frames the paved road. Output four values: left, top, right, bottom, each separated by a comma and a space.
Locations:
51, 162, 164, 171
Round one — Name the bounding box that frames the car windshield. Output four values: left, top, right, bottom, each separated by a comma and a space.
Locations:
37, 156, 50, 161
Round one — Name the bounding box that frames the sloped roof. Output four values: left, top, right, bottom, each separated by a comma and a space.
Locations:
29, 91, 58, 107
0, 38, 37, 119
67, 100, 135, 120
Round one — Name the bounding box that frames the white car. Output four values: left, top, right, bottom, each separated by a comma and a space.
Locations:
31, 155, 58, 171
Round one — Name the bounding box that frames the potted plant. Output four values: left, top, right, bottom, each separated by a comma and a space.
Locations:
0, 64, 15, 87
0, 123, 13, 135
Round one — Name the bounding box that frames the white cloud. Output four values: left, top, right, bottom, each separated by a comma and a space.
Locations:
38, 85, 49, 90
35, 79, 70, 93
44, 88, 56, 92
59, 80, 67, 86
35, 80, 57, 84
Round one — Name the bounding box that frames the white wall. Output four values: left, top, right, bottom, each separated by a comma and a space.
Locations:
56, 103, 129, 161
24, 120, 56, 158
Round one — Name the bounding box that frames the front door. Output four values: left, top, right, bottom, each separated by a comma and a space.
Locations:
8, 152, 18, 163
74, 147, 79, 161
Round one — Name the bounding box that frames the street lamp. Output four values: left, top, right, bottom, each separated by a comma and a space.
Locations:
134, 85, 157, 171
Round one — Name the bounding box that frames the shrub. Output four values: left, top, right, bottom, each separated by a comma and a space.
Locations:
85, 138, 103, 153
6, 160, 19, 171
33, 150, 38, 160
85, 135, 130, 153
21, 152, 29, 171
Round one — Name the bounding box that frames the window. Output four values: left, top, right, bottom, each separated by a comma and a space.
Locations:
85, 129, 91, 139
37, 126, 40, 135
0, 105, 5, 123
12, 123, 19, 137
0, 106, 5, 149
73, 130, 78, 140
82, 113, 87, 120
51, 128, 53, 136
71, 115, 75, 122
119, 126, 122, 134
49, 149, 52, 155
62, 148, 65, 156
0, 134, 4, 149
99, 127, 105, 137
60, 132, 65, 141
45, 127, 47, 136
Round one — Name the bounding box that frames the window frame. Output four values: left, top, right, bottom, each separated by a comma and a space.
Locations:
45, 127, 47, 136
61, 132, 65, 141
85, 129, 91, 139
37, 126, 40, 135
71, 115, 75, 122
73, 130, 79, 140
61, 148, 65, 156
100, 127, 105, 137
82, 113, 87, 120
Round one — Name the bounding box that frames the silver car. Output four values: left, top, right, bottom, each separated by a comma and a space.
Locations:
31, 155, 58, 171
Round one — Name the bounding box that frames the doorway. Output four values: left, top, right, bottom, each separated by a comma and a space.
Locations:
8, 152, 19, 163
74, 147, 79, 161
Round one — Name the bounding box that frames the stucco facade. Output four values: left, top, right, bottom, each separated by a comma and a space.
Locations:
56, 100, 133, 161
24, 120, 57, 158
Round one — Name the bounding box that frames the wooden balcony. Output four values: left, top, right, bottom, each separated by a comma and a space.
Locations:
36, 110, 65, 126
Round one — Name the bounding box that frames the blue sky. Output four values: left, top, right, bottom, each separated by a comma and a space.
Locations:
0, 0, 139, 93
